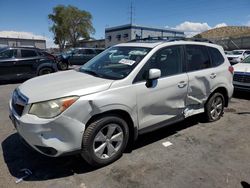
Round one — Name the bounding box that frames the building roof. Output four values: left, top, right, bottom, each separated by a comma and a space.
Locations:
105, 24, 184, 34
0, 37, 45, 42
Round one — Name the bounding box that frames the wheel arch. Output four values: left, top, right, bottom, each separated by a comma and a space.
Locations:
209, 87, 229, 107
85, 109, 138, 143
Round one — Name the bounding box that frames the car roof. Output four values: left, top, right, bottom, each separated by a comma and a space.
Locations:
115, 40, 222, 49
1, 46, 41, 50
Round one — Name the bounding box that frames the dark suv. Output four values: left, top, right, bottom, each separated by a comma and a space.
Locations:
0, 47, 58, 81
57, 48, 104, 70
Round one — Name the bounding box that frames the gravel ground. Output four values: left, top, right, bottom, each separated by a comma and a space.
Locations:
0, 82, 250, 188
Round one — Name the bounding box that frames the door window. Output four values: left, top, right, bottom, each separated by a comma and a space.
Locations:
21, 49, 37, 58
85, 49, 96, 55
186, 45, 211, 71
0, 49, 17, 59
135, 45, 183, 82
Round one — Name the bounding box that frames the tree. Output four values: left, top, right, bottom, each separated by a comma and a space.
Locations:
48, 5, 95, 50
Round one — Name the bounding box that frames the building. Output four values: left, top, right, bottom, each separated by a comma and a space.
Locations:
105, 24, 185, 47
0, 37, 46, 49
77, 39, 105, 48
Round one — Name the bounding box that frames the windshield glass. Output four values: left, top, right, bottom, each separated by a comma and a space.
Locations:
232, 51, 243, 55
242, 56, 250, 64
79, 46, 151, 80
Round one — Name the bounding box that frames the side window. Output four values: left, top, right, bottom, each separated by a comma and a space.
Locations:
0, 49, 17, 59
208, 47, 224, 67
85, 49, 96, 55
21, 50, 37, 58
186, 45, 211, 71
134, 45, 183, 82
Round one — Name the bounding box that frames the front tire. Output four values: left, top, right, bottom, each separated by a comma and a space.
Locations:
38, 67, 53, 76
81, 116, 129, 167
57, 60, 68, 70
205, 93, 225, 122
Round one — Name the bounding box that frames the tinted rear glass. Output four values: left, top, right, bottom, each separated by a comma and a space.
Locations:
21, 50, 37, 58
208, 47, 224, 66
186, 45, 211, 71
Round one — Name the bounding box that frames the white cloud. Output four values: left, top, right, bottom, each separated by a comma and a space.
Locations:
174, 21, 211, 32
214, 23, 227, 28
171, 21, 228, 37
0, 31, 57, 48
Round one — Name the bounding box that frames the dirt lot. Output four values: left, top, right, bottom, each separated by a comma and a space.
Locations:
0, 82, 250, 188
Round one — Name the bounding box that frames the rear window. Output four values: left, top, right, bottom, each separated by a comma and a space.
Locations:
208, 47, 224, 66
21, 49, 37, 58
186, 45, 211, 71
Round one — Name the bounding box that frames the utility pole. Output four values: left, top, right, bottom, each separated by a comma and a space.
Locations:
129, 1, 134, 25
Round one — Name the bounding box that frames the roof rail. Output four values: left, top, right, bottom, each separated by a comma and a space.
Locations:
127, 37, 213, 43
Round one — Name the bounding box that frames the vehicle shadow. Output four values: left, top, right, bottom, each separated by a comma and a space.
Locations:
0, 79, 27, 86
241, 181, 250, 188
233, 90, 250, 100
2, 115, 203, 181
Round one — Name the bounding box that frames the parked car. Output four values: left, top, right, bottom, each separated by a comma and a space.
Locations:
233, 55, 250, 91
9, 39, 234, 167
226, 49, 250, 65
0, 47, 58, 81
224, 50, 232, 55
57, 48, 104, 70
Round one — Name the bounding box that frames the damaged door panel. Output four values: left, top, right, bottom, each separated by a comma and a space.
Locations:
184, 44, 215, 114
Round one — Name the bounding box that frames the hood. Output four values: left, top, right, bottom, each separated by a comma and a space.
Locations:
18, 70, 114, 103
233, 63, 250, 73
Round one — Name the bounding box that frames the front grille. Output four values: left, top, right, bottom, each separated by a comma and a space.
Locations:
228, 57, 233, 61
11, 89, 28, 116
233, 73, 250, 83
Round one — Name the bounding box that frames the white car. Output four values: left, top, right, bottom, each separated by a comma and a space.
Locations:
9, 39, 234, 166
233, 55, 250, 91
226, 49, 250, 65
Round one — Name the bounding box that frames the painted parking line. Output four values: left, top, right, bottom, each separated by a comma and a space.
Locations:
162, 141, 173, 147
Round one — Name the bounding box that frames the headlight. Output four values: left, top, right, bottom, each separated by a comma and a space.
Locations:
29, 96, 79, 118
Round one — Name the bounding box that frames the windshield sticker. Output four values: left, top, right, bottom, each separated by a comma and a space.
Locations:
118, 59, 136, 66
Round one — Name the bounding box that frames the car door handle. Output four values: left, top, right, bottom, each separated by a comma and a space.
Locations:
178, 81, 187, 88
210, 73, 217, 79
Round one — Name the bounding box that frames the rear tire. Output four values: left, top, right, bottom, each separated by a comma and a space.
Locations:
81, 116, 129, 167
38, 67, 53, 76
204, 92, 225, 122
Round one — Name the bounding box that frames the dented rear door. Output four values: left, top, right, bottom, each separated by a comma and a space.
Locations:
185, 45, 215, 112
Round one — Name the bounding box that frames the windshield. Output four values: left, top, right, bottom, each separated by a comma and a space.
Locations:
242, 56, 250, 64
79, 46, 151, 80
232, 51, 243, 55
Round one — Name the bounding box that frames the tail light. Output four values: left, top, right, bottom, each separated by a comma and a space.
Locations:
228, 66, 234, 74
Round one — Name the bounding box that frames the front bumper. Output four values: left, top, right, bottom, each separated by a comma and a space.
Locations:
9, 100, 86, 157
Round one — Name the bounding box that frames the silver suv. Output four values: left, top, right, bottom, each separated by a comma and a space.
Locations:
9, 40, 234, 166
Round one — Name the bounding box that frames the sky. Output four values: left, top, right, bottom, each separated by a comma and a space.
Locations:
0, 0, 250, 47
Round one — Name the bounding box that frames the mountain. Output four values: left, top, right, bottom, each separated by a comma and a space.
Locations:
195, 26, 250, 39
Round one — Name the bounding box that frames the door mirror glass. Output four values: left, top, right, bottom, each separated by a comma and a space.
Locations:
148, 68, 161, 80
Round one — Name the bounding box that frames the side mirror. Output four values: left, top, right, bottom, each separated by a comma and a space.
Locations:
148, 68, 161, 80
146, 68, 161, 88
